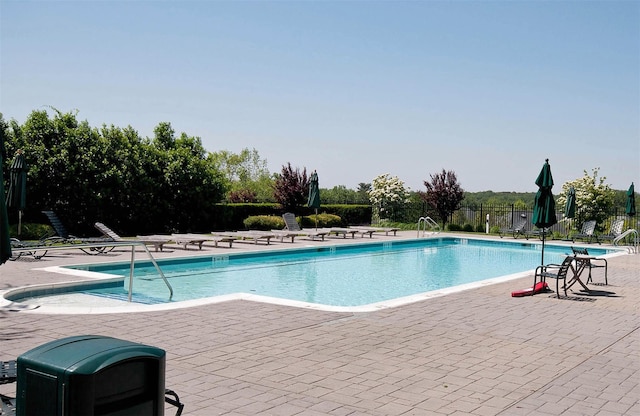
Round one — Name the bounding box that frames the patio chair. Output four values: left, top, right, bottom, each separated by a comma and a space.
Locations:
598, 219, 624, 244
572, 220, 598, 244
42, 211, 114, 254
498, 218, 527, 239
533, 256, 575, 298
95, 222, 172, 252
571, 246, 608, 285
281, 213, 329, 241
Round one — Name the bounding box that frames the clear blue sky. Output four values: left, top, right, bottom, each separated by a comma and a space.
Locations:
1, 1, 638, 192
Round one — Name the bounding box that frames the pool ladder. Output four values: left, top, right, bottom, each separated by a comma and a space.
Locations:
417, 216, 440, 237
613, 229, 639, 254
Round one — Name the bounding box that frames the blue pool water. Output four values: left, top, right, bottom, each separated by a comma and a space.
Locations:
33, 237, 613, 308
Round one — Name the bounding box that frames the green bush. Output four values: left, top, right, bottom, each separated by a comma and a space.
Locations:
447, 223, 462, 231
475, 224, 486, 233
462, 223, 474, 232
490, 225, 501, 234
243, 215, 285, 230
10, 223, 54, 241
300, 213, 342, 228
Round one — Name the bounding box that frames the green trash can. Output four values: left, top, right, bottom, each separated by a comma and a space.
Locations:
16, 335, 166, 416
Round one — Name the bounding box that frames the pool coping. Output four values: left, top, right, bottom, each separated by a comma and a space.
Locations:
1, 235, 629, 314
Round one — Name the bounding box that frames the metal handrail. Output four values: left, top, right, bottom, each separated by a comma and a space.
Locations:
417, 216, 440, 237
613, 229, 638, 254
11, 241, 173, 301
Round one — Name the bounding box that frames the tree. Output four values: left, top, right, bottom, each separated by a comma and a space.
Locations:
6, 109, 227, 235
368, 174, 410, 223
558, 168, 615, 231
210, 148, 274, 202
421, 169, 464, 228
273, 163, 309, 212
356, 183, 372, 204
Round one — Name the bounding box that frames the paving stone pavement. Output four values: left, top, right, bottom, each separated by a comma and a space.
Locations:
0, 233, 638, 415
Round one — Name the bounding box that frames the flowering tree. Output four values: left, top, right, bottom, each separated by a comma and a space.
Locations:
558, 168, 615, 231
368, 173, 410, 224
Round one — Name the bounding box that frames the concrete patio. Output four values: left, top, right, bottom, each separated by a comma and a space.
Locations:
1, 232, 638, 415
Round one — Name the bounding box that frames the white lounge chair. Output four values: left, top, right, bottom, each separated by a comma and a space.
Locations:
281, 213, 329, 241
348, 226, 398, 238
326, 228, 359, 239
212, 231, 275, 245
171, 233, 236, 249
95, 222, 171, 252
269, 230, 301, 243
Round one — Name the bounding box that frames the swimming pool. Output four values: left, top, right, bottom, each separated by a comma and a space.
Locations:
6, 237, 620, 312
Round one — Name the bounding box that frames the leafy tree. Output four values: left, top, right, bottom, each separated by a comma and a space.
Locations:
421, 169, 464, 228
368, 173, 410, 223
273, 162, 309, 212
558, 168, 615, 231
4, 109, 226, 235
210, 148, 274, 202
356, 183, 372, 204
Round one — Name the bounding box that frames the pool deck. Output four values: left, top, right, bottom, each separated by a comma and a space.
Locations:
1, 232, 638, 415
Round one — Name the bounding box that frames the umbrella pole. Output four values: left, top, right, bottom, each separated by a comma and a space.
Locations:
18, 210, 22, 235
315, 208, 318, 230
541, 230, 546, 266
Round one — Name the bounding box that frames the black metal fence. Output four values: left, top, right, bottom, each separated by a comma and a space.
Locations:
395, 202, 638, 235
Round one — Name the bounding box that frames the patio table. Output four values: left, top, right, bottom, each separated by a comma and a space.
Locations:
565, 256, 592, 293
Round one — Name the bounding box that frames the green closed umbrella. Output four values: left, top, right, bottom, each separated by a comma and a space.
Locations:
307, 170, 320, 230
626, 182, 636, 217
6, 150, 27, 235
532, 159, 557, 266
563, 186, 576, 238
0, 137, 12, 264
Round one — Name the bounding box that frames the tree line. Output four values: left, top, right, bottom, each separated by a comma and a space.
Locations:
2, 108, 628, 236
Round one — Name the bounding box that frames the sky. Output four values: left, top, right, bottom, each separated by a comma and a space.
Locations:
1, 1, 638, 193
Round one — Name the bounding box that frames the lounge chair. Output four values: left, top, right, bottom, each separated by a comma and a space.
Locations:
171, 233, 236, 249
571, 246, 608, 285
534, 256, 575, 298
498, 218, 527, 239
524, 227, 552, 241
347, 227, 377, 238
95, 222, 172, 252
349, 225, 399, 237
213, 231, 275, 245
42, 210, 113, 254
326, 228, 360, 239
269, 229, 301, 243
598, 218, 624, 244
281, 213, 329, 241
9, 238, 48, 260
572, 220, 598, 243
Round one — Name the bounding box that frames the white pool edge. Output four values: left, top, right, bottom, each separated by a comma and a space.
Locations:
2, 239, 629, 315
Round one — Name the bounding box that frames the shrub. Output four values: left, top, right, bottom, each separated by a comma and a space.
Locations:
475, 224, 486, 233
447, 223, 462, 231
462, 223, 474, 232
243, 215, 284, 231
10, 223, 54, 240
300, 213, 342, 228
